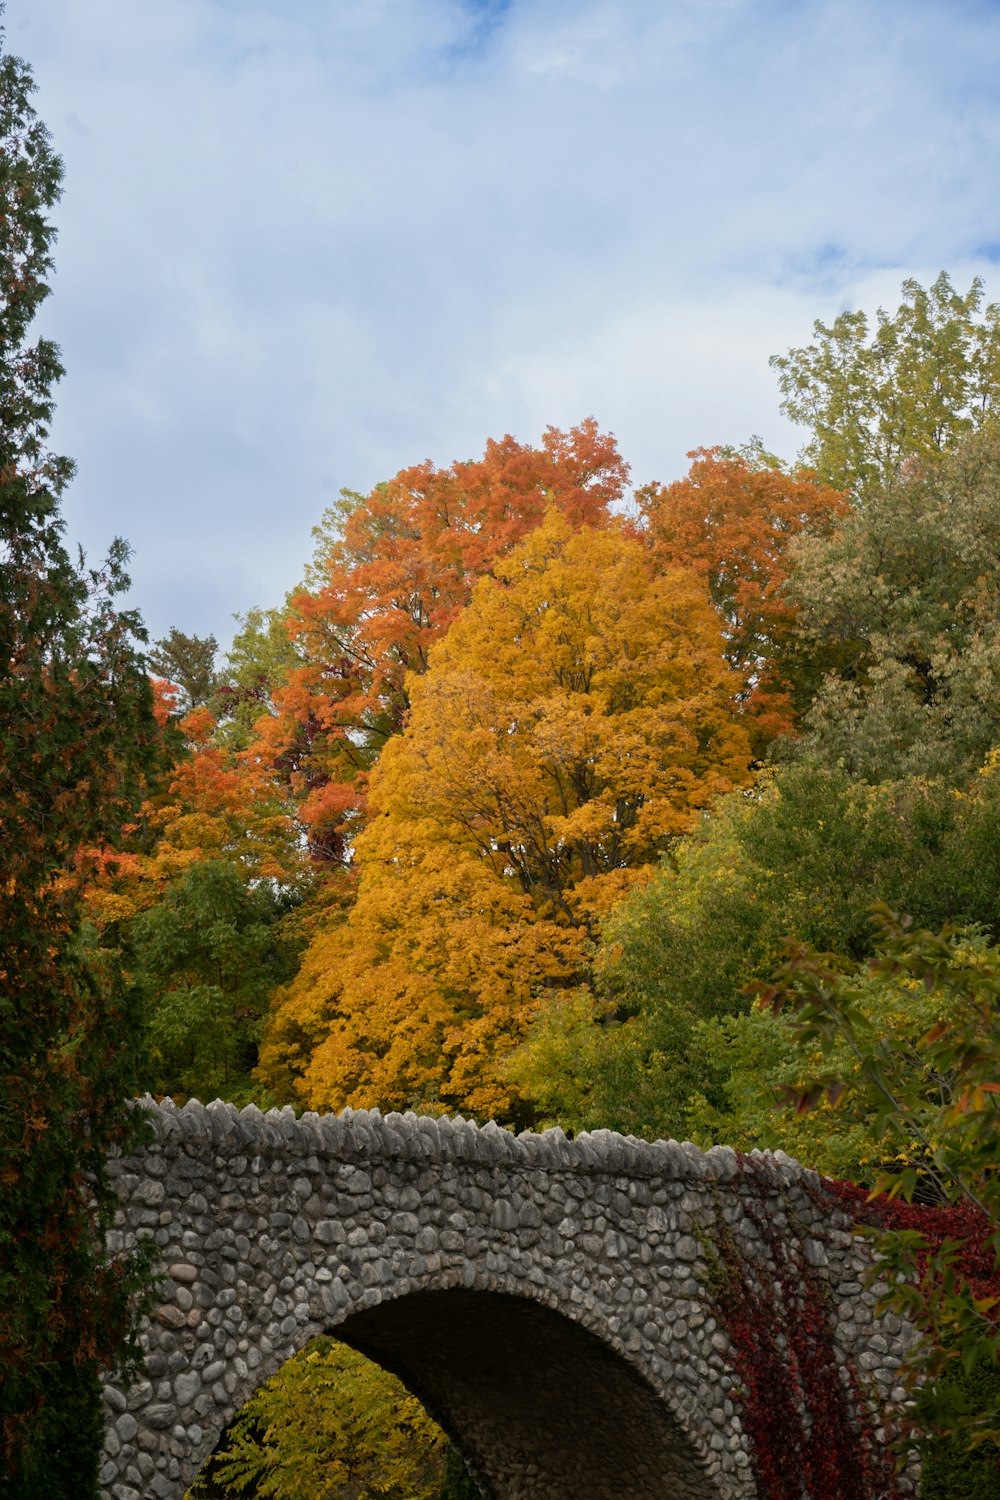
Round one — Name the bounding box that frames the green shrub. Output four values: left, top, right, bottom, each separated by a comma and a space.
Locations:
438, 1447, 482, 1499
3, 1361, 103, 1500
920, 1358, 1000, 1499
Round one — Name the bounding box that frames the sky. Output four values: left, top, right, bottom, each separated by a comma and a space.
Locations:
12, 0, 1000, 651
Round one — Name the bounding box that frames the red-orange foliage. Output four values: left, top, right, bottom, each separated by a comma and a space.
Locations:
249, 420, 629, 862
638, 449, 847, 750
82, 682, 307, 932
709, 1159, 903, 1500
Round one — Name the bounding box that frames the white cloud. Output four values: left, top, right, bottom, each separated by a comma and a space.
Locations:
10, 0, 1000, 645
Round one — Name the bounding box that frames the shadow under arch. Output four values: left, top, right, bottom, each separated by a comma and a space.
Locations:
336, 1288, 721, 1500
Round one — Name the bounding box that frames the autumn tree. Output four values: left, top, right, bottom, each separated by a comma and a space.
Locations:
259, 512, 751, 1120
771, 273, 1000, 499
131, 700, 306, 890
85, 685, 310, 905
248, 420, 629, 864
637, 447, 845, 749
0, 31, 160, 1495
192, 1341, 459, 1500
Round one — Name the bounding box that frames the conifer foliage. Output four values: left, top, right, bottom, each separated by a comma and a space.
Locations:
0, 28, 161, 1495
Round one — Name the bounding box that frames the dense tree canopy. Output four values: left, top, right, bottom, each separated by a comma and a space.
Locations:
786, 428, 1000, 782
512, 752, 1000, 1142
125, 859, 302, 1105
9, 191, 1000, 1488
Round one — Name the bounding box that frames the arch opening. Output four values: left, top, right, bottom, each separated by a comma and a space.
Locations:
187, 1335, 479, 1500
338, 1289, 719, 1500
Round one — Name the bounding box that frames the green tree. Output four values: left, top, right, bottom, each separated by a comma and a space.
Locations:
190, 1341, 451, 1500
682, 923, 1000, 1182
785, 428, 1000, 782
760, 915, 1000, 1469
212, 603, 301, 750
0, 23, 160, 1494
771, 272, 1000, 499
148, 627, 220, 712
510, 756, 1000, 1140
127, 859, 303, 1104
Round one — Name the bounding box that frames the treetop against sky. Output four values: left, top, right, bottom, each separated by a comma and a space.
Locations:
14, 0, 1000, 647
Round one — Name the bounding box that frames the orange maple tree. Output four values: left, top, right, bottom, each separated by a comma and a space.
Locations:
258, 512, 752, 1120
248, 420, 629, 863
638, 448, 847, 750
82, 681, 308, 933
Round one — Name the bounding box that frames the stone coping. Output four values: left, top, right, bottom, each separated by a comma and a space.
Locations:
134, 1094, 816, 1189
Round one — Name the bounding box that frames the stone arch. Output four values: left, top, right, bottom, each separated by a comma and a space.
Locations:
185, 1270, 721, 1500
335, 1285, 723, 1500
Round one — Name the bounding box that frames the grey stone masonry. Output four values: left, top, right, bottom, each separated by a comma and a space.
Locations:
100, 1097, 919, 1500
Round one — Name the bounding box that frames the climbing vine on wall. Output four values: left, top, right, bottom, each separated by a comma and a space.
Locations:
822, 1177, 1000, 1489
704, 1157, 902, 1500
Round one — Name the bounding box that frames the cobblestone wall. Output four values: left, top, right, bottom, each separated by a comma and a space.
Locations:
100, 1098, 918, 1499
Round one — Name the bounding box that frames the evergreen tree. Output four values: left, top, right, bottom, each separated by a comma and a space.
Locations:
0, 20, 161, 1494
148, 626, 219, 711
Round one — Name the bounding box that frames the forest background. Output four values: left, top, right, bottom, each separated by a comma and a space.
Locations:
5, 12, 1000, 1500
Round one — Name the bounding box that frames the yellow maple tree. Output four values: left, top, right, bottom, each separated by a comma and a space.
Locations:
259, 513, 752, 1120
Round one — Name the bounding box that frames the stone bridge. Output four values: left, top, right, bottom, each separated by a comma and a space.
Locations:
100, 1097, 916, 1499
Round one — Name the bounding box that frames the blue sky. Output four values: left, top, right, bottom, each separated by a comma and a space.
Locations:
13, 0, 1000, 650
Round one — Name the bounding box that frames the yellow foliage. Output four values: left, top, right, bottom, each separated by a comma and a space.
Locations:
260, 838, 581, 1118
376, 512, 751, 917
194, 1340, 446, 1500
259, 513, 752, 1120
